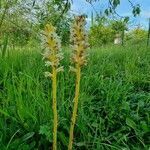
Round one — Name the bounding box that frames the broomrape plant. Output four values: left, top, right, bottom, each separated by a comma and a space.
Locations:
68, 15, 89, 150
41, 24, 63, 150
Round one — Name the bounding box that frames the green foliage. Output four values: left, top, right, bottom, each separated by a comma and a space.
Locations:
127, 28, 147, 44
0, 0, 33, 46
132, 4, 141, 17
0, 0, 142, 48
0, 0, 71, 47
86, 0, 140, 17
57, 16, 72, 45
39, 125, 53, 142
89, 25, 115, 46
110, 20, 128, 33
89, 17, 130, 46
0, 44, 149, 149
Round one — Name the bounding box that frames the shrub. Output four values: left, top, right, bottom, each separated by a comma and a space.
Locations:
126, 28, 147, 44
89, 25, 115, 47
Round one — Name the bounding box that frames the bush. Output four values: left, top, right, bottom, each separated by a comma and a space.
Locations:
89, 25, 115, 47
126, 28, 147, 44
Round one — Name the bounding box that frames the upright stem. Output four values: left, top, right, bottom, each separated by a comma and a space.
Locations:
52, 66, 57, 150
68, 64, 81, 150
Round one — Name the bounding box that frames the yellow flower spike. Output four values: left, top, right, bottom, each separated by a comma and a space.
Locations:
68, 15, 89, 150
45, 24, 56, 34
41, 23, 63, 150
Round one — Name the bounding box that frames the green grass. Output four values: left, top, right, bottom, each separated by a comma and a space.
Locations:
0, 44, 150, 150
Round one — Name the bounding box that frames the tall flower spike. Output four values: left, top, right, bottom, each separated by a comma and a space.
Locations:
41, 24, 63, 70
41, 23, 63, 150
68, 15, 89, 150
70, 15, 89, 68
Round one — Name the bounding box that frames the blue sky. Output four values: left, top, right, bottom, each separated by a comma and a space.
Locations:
71, 0, 150, 29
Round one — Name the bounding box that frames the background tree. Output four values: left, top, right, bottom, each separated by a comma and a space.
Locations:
0, 0, 141, 48
110, 19, 128, 45
85, 0, 140, 17
89, 14, 115, 46
127, 27, 147, 44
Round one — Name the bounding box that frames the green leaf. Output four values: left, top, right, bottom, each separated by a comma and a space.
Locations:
39, 125, 49, 135
126, 118, 136, 130
113, 0, 120, 8
39, 125, 52, 142
140, 121, 149, 133
0, 109, 10, 117
105, 9, 109, 16
75, 142, 86, 147
58, 132, 68, 146
21, 132, 35, 142
124, 17, 129, 23
122, 101, 130, 111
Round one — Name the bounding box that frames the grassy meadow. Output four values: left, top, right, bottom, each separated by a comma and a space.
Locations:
0, 43, 150, 149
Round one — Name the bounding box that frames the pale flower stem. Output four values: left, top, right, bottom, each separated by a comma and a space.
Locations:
52, 66, 57, 150
68, 64, 81, 150
41, 23, 63, 150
